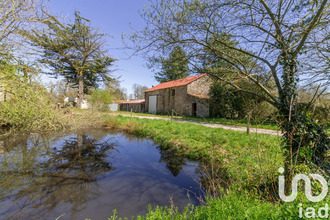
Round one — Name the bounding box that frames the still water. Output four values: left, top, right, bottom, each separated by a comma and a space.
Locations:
0, 129, 203, 219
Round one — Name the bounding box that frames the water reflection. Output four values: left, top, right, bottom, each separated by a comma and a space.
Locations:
0, 130, 203, 219
45, 133, 116, 181
158, 148, 186, 177
0, 132, 117, 219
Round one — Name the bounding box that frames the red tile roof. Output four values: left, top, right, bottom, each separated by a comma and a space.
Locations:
121, 99, 145, 104
145, 74, 207, 92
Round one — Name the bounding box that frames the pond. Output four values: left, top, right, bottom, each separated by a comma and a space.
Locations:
0, 129, 204, 219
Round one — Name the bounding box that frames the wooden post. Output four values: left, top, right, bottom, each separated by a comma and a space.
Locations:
247, 112, 251, 135
131, 108, 133, 117
171, 109, 174, 122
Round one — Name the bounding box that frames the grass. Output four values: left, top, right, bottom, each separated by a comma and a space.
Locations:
104, 115, 329, 220
112, 111, 279, 130
105, 115, 283, 189
109, 190, 329, 220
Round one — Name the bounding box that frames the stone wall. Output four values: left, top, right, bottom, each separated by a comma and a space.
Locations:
187, 75, 210, 96
145, 75, 210, 117
196, 97, 209, 117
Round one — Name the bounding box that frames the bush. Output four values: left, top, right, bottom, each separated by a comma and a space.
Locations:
0, 64, 60, 131
209, 82, 267, 119
88, 89, 113, 111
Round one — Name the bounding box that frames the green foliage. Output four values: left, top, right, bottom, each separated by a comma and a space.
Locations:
209, 82, 263, 119
0, 61, 59, 131
89, 89, 113, 111
153, 46, 190, 83
22, 10, 115, 108
110, 189, 329, 219
205, 34, 276, 120
279, 111, 330, 172
296, 102, 330, 124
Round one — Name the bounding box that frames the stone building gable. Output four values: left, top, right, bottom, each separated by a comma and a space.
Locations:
187, 74, 210, 97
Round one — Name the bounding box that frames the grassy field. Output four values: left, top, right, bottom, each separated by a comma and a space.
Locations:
105, 115, 329, 220
114, 111, 279, 130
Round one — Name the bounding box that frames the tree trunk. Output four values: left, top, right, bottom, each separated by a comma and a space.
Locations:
77, 71, 84, 109
279, 54, 329, 182
280, 54, 297, 180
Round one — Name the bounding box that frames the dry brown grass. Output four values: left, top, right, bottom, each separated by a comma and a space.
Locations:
55, 109, 108, 130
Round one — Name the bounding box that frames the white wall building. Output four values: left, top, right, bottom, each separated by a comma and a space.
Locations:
64, 97, 90, 109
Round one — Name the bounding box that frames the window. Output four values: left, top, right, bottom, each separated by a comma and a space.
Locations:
171, 89, 175, 96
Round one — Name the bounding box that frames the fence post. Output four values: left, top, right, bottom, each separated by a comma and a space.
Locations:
131, 108, 133, 117
247, 112, 251, 135
171, 109, 174, 122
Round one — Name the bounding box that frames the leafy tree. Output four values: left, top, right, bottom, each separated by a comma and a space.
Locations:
89, 89, 113, 111
153, 46, 190, 83
210, 82, 261, 119
23, 11, 115, 108
0, 55, 59, 130
129, 0, 330, 176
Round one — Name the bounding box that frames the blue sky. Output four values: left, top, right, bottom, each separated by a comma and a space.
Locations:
46, 0, 157, 95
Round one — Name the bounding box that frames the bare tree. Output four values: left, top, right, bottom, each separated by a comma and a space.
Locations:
132, 83, 148, 99
0, 0, 43, 44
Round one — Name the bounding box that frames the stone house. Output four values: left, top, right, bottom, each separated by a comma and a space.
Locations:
145, 74, 210, 117
119, 99, 145, 112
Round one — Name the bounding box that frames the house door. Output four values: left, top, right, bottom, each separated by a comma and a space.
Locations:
149, 95, 157, 114
192, 103, 197, 116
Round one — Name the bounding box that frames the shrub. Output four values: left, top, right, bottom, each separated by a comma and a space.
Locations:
0, 63, 60, 131
88, 89, 113, 111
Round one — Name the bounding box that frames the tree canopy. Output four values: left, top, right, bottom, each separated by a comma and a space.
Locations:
24, 11, 115, 108
153, 46, 190, 83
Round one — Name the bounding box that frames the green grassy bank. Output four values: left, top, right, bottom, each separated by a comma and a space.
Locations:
105, 116, 282, 188
113, 111, 279, 130
104, 116, 329, 220
108, 191, 328, 220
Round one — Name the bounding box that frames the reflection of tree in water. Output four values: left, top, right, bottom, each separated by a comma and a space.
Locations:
46, 134, 116, 181
0, 133, 117, 220
158, 148, 186, 176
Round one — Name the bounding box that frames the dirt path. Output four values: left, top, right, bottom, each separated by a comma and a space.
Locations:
111, 113, 283, 136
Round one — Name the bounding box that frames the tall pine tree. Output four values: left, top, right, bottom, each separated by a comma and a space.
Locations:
23, 11, 115, 108
155, 46, 189, 83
